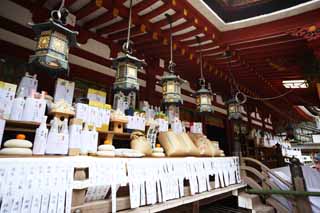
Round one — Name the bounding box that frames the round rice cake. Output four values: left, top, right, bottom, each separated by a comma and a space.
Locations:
151, 152, 165, 157
98, 144, 115, 151
4, 139, 32, 148
97, 150, 115, 157
0, 148, 32, 155
152, 147, 164, 153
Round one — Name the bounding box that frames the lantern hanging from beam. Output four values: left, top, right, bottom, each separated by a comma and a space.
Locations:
112, 0, 146, 109
195, 80, 213, 112
29, 4, 78, 73
194, 36, 213, 113
159, 14, 186, 121
224, 49, 246, 120
226, 97, 242, 120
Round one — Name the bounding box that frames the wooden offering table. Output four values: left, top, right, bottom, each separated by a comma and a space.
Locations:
0, 156, 243, 213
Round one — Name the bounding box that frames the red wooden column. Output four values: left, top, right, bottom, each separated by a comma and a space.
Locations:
145, 57, 162, 106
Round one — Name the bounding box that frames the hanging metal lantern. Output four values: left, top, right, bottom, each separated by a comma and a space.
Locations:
195, 83, 213, 112
160, 14, 185, 107
29, 6, 78, 73
194, 36, 213, 113
226, 91, 246, 120
112, 54, 145, 92
112, 0, 146, 109
226, 97, 242, 120
160, 72, 185, 105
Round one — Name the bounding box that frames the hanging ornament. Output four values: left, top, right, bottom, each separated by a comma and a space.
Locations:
194, 36, 213, 113
111, 0, 146, 109
159, 14, 186, 122
224, 50, 246, 120
29, 0, 78, 73
160, 14, 186, 106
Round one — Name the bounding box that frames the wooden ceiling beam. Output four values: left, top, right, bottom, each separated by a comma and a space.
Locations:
131, 33, 154, 44
83, 10, 115, 29
238, 44, 305, 56
141, 4, 172, 21
107, 27, 143, 41
173, 29, 202, 41
97, 20, 128, 35
133, 0, 159, 13
220, 9, 320, 44
153, 11, 184, 29
73, 0, 100, 20
162, 21, 194, 35
181, 38, 213, 46
65, 0, 78, 7
234, 38, 304, 52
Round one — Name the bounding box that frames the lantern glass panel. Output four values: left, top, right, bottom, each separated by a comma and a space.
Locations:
200, 95, 209, 105
167, 81, 175, 93
163, 84, 167, 94
196, 96, 200, 105
118, 64, 126, 78
127, 64, 137, 78
229, 104, 236, 113
38, 35, 50, 49
51, 36, 67, 54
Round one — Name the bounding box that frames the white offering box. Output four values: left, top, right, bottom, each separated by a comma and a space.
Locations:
21, 98, 46, 123
190, 122, 203, 134
0, 81, 17, 119
45, 118, 69, 155
171, 119, 184, 133
75, 103, 111, 128
9, 96, 25, 120
54, 78, 75, 105
155, 118, 168, 132
87, 88, 106, 104
69, 119, 83, 150
17, 72, 38, 98
126, 116, 146, 131
0, 119, 5, 146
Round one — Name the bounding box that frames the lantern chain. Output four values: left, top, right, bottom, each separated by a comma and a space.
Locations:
196, 36, 205, 87
165, 13, 176, 73
123, 0, 133, 54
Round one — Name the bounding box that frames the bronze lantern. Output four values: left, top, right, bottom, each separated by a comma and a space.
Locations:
226, 97, 242, 120
111, 0, 146, 109
160, 72, 185, 106
195, 80, 213, 113
29, 7, 78, 73
194, 36, 213, 113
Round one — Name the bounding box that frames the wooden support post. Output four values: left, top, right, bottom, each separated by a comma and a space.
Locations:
289, 158, 312, 213
192, 201, 199, 213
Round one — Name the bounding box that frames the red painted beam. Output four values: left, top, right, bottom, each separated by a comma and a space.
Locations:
173, 29, 202, 41
221, 9, 320, 44
133, 0, 159, 13
107, 27, 142, 41
84, 11, 115, 29
181, 38, 213, 46
65, 0, 78, 8
153, 11, 183, 29
132, 33, 154, 44
141, 4, 171, 21
162, 21, 194, 35
73, 1, 100, 20
97, 20, 128, 35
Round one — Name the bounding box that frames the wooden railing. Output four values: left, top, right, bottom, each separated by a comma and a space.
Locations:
240, 157, 295, 213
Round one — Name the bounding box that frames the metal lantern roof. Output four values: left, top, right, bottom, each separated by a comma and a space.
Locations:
29, 19, 78, 48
